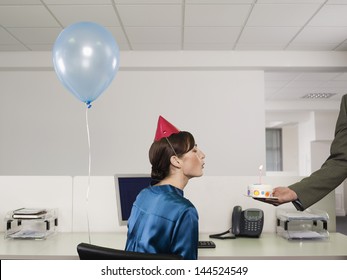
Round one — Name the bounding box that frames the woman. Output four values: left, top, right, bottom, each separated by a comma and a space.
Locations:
125, 116, 205, 260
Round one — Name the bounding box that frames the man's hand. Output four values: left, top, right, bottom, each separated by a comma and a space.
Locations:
254, 187, 298, 206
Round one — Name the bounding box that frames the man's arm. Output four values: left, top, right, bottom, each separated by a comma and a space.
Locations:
288, 94, 347, 209
257, 94, 347, 210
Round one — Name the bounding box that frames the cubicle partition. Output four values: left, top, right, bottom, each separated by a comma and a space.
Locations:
0, 175, 336, 234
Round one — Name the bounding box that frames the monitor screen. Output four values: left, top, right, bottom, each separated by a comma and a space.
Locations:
114, 174, 152, 226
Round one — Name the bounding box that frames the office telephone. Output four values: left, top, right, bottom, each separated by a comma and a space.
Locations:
209, 206, 264, 239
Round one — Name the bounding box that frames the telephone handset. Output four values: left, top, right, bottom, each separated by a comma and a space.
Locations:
231, 205, 242, 236
209, 205, 264, 239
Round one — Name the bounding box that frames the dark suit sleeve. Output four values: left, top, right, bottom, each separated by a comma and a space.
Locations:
289, 94, 347, 210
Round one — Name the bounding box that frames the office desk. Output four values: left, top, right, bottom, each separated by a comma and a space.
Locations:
1, 232, 347, 260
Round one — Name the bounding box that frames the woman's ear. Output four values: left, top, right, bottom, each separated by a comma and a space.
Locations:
170, 155, 181, 168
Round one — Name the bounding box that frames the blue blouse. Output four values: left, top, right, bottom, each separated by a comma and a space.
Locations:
125, 184, 199, 260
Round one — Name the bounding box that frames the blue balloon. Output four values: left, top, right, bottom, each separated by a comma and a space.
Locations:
52, 22, 120, 107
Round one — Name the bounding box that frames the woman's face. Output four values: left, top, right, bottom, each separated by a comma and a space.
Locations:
180, 145, 205, 178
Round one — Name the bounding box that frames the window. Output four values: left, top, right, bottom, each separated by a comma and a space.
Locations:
266, 128, 283, 171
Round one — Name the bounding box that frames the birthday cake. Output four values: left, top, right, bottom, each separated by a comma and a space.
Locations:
248, 184, 273, 198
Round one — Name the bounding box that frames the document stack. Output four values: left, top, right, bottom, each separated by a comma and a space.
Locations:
4, 208, 58, 240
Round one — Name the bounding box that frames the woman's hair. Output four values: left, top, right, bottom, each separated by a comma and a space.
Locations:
149, 131, 195, 182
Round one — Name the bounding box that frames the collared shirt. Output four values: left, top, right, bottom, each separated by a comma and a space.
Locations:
125, 184, 199, 260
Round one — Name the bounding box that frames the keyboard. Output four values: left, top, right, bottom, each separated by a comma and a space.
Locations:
198, 240, 216, 248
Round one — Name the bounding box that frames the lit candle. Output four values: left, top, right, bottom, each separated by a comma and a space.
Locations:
259, 165, 263, 184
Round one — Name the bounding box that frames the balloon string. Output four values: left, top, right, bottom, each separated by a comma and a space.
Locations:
86, 106, 92, 244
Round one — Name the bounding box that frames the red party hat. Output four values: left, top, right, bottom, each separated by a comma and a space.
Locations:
154, 115, 180, 141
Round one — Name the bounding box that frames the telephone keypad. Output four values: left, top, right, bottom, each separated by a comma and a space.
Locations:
244, 220, 262, 232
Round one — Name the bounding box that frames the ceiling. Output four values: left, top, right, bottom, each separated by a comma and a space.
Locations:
1, 0, 347, 102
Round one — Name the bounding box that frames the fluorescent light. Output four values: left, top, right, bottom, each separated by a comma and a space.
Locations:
302, 93, 336, 99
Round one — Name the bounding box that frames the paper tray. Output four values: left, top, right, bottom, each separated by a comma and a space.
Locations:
276, 208, 329, 221
4, 208, 58, 240
7, 230, 49, 240
277, 228, 329, 240
276, 208, 329, 240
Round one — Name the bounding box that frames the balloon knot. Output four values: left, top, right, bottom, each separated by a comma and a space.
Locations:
86, 102, 92, 109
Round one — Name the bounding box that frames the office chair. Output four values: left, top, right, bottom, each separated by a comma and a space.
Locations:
77, 242, 183, 260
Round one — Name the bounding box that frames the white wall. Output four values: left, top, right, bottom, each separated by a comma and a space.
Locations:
282, 124, 298, 174
269, 109, 338, 176
314, 111, 339, 140
1, 50, 347, 223
298, 112, 316, 176
0, 69, 265, 176
2, 50, 347, 177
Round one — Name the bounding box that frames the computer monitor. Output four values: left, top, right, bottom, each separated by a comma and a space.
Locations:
114, 174, 152, 226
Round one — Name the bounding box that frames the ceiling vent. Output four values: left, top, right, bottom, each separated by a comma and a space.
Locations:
301, 93, 336, 99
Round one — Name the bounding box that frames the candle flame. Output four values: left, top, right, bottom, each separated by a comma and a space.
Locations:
259, 165, 263, 184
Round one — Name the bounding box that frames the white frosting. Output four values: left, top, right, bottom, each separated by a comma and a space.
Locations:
248, 184, 273, 198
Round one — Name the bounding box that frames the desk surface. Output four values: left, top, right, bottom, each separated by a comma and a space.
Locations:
1, 232, 347, 260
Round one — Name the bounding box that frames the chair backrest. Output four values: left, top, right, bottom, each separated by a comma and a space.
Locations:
77, 242, 183, 260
